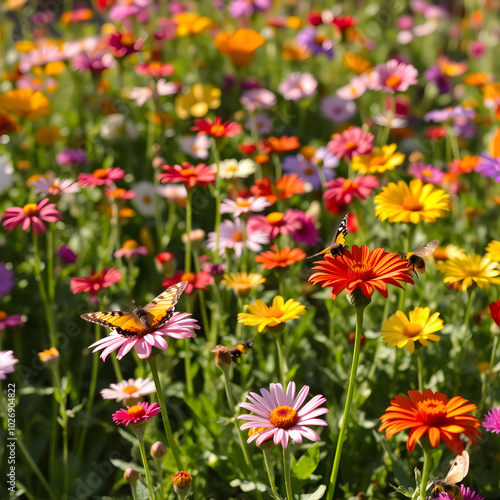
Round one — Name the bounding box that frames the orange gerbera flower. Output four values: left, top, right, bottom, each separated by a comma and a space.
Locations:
259, 136, 300, 154
378, 389, 482, 454
251, 174, 306, 205
255, 246, 306, 270
214, 28, 265, 67
309, 245, 414, 300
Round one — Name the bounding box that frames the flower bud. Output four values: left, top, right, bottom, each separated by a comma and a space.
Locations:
172, 471, 191, 499
150, 441, 167, 458
124, 467, 139, 483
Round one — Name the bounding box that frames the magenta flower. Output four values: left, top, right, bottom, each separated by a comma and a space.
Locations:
158, 162, 216, 189
0, 312, 24, 331
372, 59, 418, 93
70, 268, 123, 296
72, 53, 116, 74
89, 312, 199, 360
238, 381, 328, 448
114, 240, 148, 259
229, 0, 272, 18
58, 245, 77, 264
438, 485, 484, 500
247, 211, 302, 241
278, 72, 318, 101
0, 263, 15, 297
112, 401, 161, 426
78, 167, 125, 188
0, 350, 19, 379
2, 198, 62, 235
108, 32, 145, 58
408, 163, 445, 184
56, 148, 88, 166
240, 88, 276, 112
288, 209, 319, 246
327, 126, 374, 160
323, 176, 379, 206
483, 407, 500, 434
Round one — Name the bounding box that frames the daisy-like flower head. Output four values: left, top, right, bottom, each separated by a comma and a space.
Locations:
90, 312, 199, 361
436, 253, 500, 292
0, 311, 25, 331
259, 136, 300, 154
217, 158, 257, 180
323, 176, 379, 206
433, 244, 465, 262
214, 28, 265, 67
38, 347, 59, 364
374, 179, 450, 224
309, 245, 414, 301
255, 246, 306, 270
438, 485, 483, 500
327, 126, 374, 160
158, 162, 216, 189
192, 116, 242, 138
380, 307, 444, 353
70, 268, 123, 296
240, 88, 276, 112
101, 377, 156, 403
220, 196, 271, 218
238, 381, 328, 448
288, 209, 319, 246
247, 210, 302, 242
77, 167, 125, 188
112, 401, 160, 426
485, 240, 500, 262
221, 272, 266, 297
251, 174, 306, 205
278, 72, 318, 101
237, 296, 306, 333
108, 31, 145, 58
32, 177, 81, 196
180, 134, 211, 160
2, 198, 62, 235
483, 407, 500, 434
407, 162, 445, 185
161, 271, 213, 294
114, 240, 148, 259
372, 59, 419, 93
351, 144, 405, 175
336, 75, 368, 101
0, 350, 19, 379
378, 389, 481, 454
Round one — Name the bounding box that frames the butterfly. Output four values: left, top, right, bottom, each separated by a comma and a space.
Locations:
398, 239, 439, 276
80, 282, 188, 337
431, 450, 469, 500
307, 213, 350, 260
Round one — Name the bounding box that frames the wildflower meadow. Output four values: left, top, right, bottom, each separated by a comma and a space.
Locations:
2, 1, 500, 499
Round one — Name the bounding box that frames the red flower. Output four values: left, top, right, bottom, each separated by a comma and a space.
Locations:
379, 389, 482, 454
309, 245, 414, 300
192, 116, 242, 138
112, 402, 161, 426
2, 199, 62, 235
323, 176, 379, 206
70, 268, 123, 296
425, 126, 447, 139
332, 16, 357, 31
162, 270, 213, 294
158, 162, 216, 189
307, 11, 323, 26
489, 300, 500, 326
259, 136, 300, 154
78, 167, 125, 188
108, 32, 145, 58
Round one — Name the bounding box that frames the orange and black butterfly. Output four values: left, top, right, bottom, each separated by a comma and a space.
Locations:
308, 213, 350, 260
399, 240, 439, 276
81, 282, 187, 337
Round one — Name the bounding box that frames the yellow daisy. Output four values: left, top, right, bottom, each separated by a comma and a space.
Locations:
436, 254, 500, 291
485, 240, 500, 262
174, 83, 221, 120
221, 272, 266, 298
374, 179, 450, 224
237, 296, 306, 333
351, 144, 405, 175
380, 307, 443, 353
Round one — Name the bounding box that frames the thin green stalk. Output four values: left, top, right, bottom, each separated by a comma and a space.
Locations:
416, 348, 424, 392
262, 447, 279, 500
221, 366, 235, 409
326, 306, 365, 500
147, 356, 184, 471
212, 139, 222, 259
137, 436, 156, 500
111, 353, 124, 381
419, 447, 433, 500
154, 457, 165, 500
185, 189, 193, 274
478, 335, 499, 414
274, 334, 288, 387
283, 446, 293, 500
193, 249, 211, 337
46, 223, 55, 301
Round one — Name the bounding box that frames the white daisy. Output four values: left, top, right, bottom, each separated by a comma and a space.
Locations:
100, 377, 157, 402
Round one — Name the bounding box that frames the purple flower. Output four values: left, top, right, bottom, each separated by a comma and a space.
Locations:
58, 245, 78, 264
453, 118, 476, 139
73, 53, 116, 74
321, 96, 357, 123
229, 0, 272, 18
240, 88, 276, 112
424, 108, 454, 122
296, 27, 334, 59
30, 11, 55, 25
424, 65, 451, 94
438, 485, 484, 500
278, 72, 318, 101
56, 148, 89, 167
477, 154, 500, 182
0, 263, 14, 297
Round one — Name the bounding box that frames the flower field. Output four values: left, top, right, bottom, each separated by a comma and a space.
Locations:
2, 1, 500, 499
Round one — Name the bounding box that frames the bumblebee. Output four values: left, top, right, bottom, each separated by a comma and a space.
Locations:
399, 239, 439, 276
211, 339, 254, 366
431, 450, 469, 500
308, 213, 350, 260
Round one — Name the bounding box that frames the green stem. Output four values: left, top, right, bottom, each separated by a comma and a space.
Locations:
154, 172, 165, 248
185, 189, 193, 274
262, 447, 279, 500
274, 334, 288, 387
46, 223, 55, 302
478, 335, 499, 414
212, 139, 222, 260
111, 353, 124, 381
419, 447, 433, 500
326, 306, 365, 500
137, 436, 156, 500
283, 446, 293, 500
416, 349, 424, 392
154, 457, 165, 500
221, 366, 235, 409
147, 356, 184, 471
455, 287, 475, 386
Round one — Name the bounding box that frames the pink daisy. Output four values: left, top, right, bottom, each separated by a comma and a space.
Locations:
101, 377, 156, 402
70, 268, 123, 296
407, 162, 445, 184
0, 312, 25, 331
278, 72, 318, 101
114, 240, 148, 259
336, 75, 368, 100
323, 176, 379, 206
483, 407, 500, 434
219, 196, 271, 217
158, 162, 216, 189
112, 401, 161, 426
247, 210, 302, 241
78, 167, 126, 188
2, 198, 62, 235
32, 177, 81, 195
287, 209, 319, 246
238, 381, 328, 448
89, 312, 199, 361
372, 59, 419, 94
0, 350, 19, 379
327, 126, 374, 160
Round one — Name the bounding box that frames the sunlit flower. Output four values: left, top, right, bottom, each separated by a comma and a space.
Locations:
78, 167, 125, 188
161, 271, 213, 294
324, 176, 378, 206
336, 75, 368, 100
255, 246, 306, 270
407, 162, 445, 184
101, 378, 156, 403
173, 12, 215, 37
220, 196, 271, 217
278, 72, 318, 101
259, 136, 300, 154
108, 31, 145, 57
217, 158, 257, 179
90, 312, 199, 360
237, 296, 306, 333
135, 61, 174, 78
70, 268, 123, 296
229, 0, 272, 18
327, 126, 374, 160
372, 59, 419, 93
433, 244, 465, 262
238, 381, 328, 448
247, 211, 301, 241
32, 177, 80, 196
112, 401, 161, 426
309, 245, 414, 300
374, 179, 450, 224
192, 116, 242, 138
0, 350, 19, 379
485, 240, 500, 262
436, 254, 500, 292
214, 28, 265, 67
380, 307, 444, 353
114, 240, 148, 259
221, 272, 266, 297
476, 153, 500, 182
483, 407, 500, 434
379, 389, 481, 454
175, 83, 221, 120
158, 162, 216, 189
0, 88, 51, 120
2, 198, 62, 234
251, 174, 306, 204
351, 144, 405, 175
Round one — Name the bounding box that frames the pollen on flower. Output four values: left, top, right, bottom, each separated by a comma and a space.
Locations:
123, 385, 139, 395
127, 405, 146, 419
232, 230, 244, 242
417, 399, 447, 423
402, 198, 424, 211
267, 212, 284, 224
403, 323, 422, 337
385, 75, 402, 88
181, 272, 197, 283
93, 168, 109, 179
348, 263, 375, 280
23, 203, 38, 216
269, 405, 298, 429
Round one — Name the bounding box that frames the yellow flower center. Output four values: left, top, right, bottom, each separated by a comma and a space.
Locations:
181, 168, 196, 177
23, 203, 39, 216
402, 197, 424, 211
93, 168, 108, 179
385, 75, 402, 88
369, 156, 386, 167
232, 230, 243, 242
236, 199, 251, 208
304, 166, 315, 175
345, 141, 357, 151
123, 240, 139, 249
227, 165, 238, 172
181, 272, 197, 283
210, 124, 226, 137
0, 311, 7, 321
403, 323, 422, 338
121, 34, 134, 47
123, 385, 139, 395
300, 145, 316, 160
267, 212, 284, 225
348, 263, 375, 280
269, 405, 298, 429
421, 169, 433, 177
314, 34, 327, 45
127, 405, 146, 418
416, 399, 447, 425
248, 426, 266, 438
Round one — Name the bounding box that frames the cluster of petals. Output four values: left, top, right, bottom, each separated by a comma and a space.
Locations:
158, 162, 216, 188
327, 126, 374, 160
78, 167, 125, 188
2, 198, 62, 235
70, 268, 123, 296
112, 401, 161, 426
220, 196, 271, 217
323, 176, 378, 206
192, 116, 242, 138
371, 59, 419, 93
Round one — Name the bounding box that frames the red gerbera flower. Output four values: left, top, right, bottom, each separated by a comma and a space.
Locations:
158, 162, 216, 189
191, 116, 242, 138
78, 167, 125, 188
309, 245, 414, 300
2, 198, 62, 235
255, 246, 306, 270
379, 389, 482, 454
70, 268, 123, 296
162, 270, 213, 294
489, 299, 500, 326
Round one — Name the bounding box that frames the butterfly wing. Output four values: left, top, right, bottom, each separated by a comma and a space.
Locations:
445, 450, 469, 484
410, 239, 440, 258
81, 311, 144, 337
142, 281, 188, 329
307, 214, 349, 259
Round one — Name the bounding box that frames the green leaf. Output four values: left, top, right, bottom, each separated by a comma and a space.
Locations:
292, 442, 320, 480
299, 484, 327, 500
